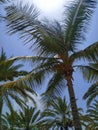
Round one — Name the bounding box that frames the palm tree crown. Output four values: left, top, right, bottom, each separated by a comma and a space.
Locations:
41, 97, 73, 130
2, 106, 42, 130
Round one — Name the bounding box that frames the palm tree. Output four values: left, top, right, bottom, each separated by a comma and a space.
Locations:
41, 97, 73, 130
80, 100, 98, 130
3, 0, 98, 129
0, 49, 36, 129
2, 106, 44, 130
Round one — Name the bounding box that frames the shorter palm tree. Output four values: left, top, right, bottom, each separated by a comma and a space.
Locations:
2, 106, 44, 130
0, 49, 36, 129
41, 97, 73, 130
80, 100, 98, 130
86, 100, 98, 130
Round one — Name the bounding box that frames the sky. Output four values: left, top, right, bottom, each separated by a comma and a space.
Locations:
0, 0, 98, 111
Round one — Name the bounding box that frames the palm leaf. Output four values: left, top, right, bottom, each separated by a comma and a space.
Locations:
8, 92, 28, 108
0, 0, 10, 4
83, 82, 98, 106
70, 42, 98, 62
6, 4, 67, 55
76, 65, 98, 82
5, 3, 41, 45
85, 100, 98, 128
5, 0, 97, 54
0, 79, 37, 114
64, 0, 97, 52
36, 20, 67, 56
4, 95, 14, 112
42, 73, 66, 103
90, 62, 98, 69
0, 49, 28, 81
31, 109, 40, 124
10, 55, 60, 68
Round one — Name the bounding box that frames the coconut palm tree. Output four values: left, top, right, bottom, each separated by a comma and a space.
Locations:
3, 0, 98, 129
41, 97, 73, 130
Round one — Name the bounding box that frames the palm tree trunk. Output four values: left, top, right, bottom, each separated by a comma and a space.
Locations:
66, 75, 82, 130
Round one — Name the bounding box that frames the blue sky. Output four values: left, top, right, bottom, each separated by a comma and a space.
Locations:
0, 0, 98, 111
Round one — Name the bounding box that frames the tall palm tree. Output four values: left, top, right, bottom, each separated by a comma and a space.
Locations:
41, 97, 73, 130
3, 0, 98, 129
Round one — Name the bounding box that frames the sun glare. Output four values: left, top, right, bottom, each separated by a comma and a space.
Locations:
27, 0, 70, 12
33, 0, 63, 12
23, 0, 73, 19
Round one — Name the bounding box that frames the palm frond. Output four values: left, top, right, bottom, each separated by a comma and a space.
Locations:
85, 100, 98, 128
0, 78, 36, 96
5, 3, 42, 46
5, 4, 67, 55
0, 0, 10, 4
4, 95, 14, 112
31, 109, 40, 124
8, 92, 28, 108
36, 20, 67, 55
6, 56, 62, 90
64, 0, 97, 51
42, 72, 66, 103
70, 42, 98, 62
0, 48, 7, 61
90, 62, 98, 69
83, 82, 98, 106
76, 65, 98, 82
0, 49, 28, 81
9, 55, 60, 68
0, 79, 37, 114
5, 0, 97, 54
